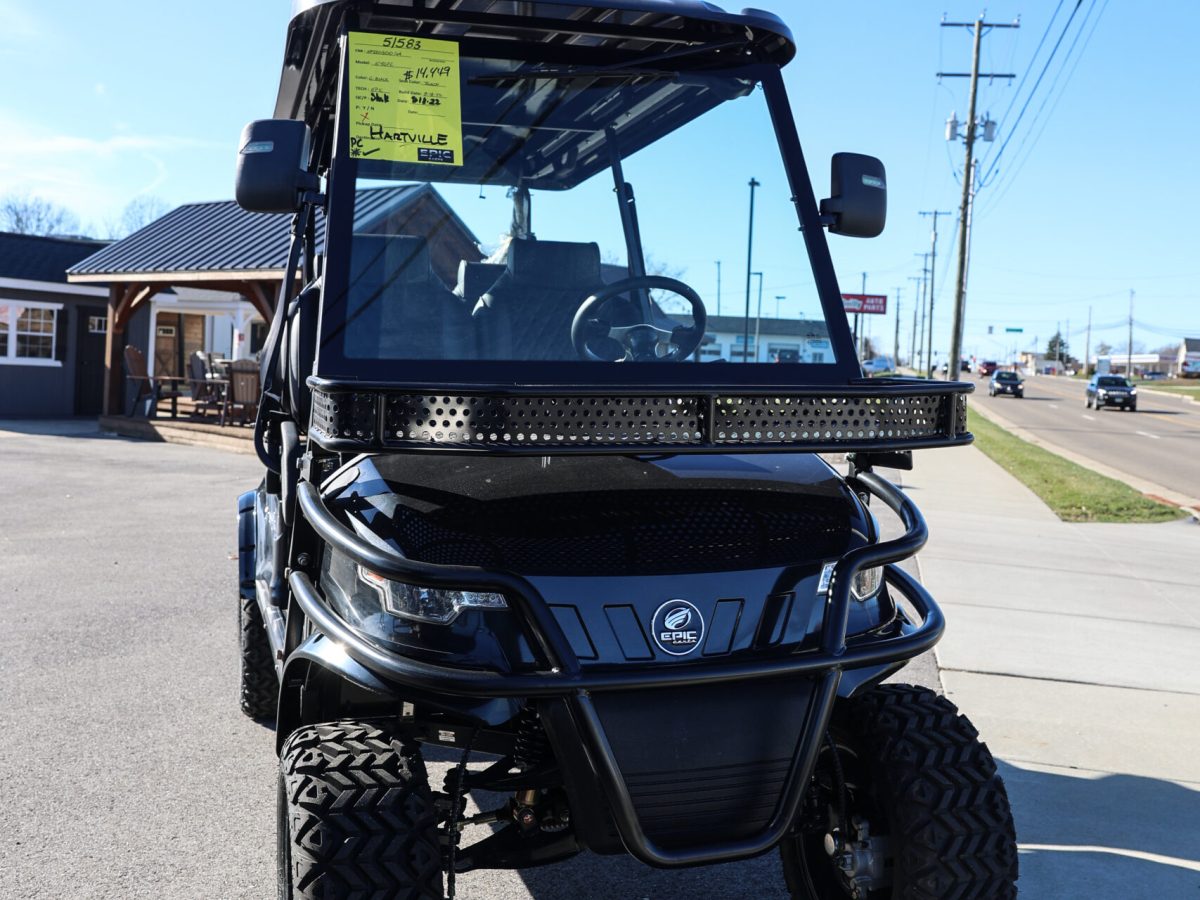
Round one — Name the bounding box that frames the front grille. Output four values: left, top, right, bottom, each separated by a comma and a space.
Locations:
626, 758, 792, 846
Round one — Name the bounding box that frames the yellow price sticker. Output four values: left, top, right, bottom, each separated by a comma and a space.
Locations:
347, 32, 463, 166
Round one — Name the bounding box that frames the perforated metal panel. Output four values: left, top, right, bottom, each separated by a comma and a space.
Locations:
311, 390, 379, 443
713, 394, 946, 444
307, 385, 972, 453
382, 394, 703, 447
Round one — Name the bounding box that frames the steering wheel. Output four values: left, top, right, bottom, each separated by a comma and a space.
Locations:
571, 276, 707, 362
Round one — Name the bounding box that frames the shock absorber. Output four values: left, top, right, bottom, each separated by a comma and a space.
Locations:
512, 706, 550, 772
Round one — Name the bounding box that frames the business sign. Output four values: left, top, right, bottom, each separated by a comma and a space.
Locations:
1005, 327, 1023, 333
841, 294, 887, 314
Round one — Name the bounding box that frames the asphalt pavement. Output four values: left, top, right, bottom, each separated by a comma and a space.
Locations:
5, 419, 1194, 898
969, 375, 1200, 506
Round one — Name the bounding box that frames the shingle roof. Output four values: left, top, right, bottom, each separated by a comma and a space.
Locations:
67, 184, 476, 281
0, 232, 109, 284
1184, 337, 1200, 352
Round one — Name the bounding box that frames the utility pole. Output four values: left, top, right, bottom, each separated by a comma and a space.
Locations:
858, 272, 867, 358
917, 214, 949, 377
1085, 306, 1092, 376
940, 14, 1018, 382
742, 178, 760, 362
715, 260, 722, 316
893, 286, 902, 369
1127, 289, 1135, 376
908, 273, 924, 368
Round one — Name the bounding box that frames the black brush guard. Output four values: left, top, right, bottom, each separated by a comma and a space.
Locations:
287, 470, 941, 867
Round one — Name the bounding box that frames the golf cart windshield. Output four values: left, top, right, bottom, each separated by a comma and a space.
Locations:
316, 40, 849, 386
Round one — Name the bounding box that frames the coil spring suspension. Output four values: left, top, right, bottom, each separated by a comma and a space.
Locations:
513, 706, 550, 772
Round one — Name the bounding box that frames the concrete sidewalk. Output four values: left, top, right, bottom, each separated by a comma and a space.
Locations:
898, 445, 1200, 898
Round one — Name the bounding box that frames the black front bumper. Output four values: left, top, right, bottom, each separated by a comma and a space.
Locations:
288, 471, 943, 867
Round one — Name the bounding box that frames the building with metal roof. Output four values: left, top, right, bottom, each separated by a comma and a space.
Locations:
0, 232, 113, 416
65, 184, 481, 415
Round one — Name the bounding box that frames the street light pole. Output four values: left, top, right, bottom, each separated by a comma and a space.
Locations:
775, 295, 785, 319
742, 178, 760, 363
752, 272, 764, 362
715, 260, 722, 316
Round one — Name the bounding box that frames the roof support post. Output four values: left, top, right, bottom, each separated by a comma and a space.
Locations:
102, 285, 124, 417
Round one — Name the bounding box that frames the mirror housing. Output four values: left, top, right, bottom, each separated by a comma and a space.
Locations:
820, 153, 887, 238
235, 120, 318, 213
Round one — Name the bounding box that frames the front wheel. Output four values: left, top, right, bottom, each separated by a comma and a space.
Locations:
781, 684, 1018, 900
278, 721, 444, 900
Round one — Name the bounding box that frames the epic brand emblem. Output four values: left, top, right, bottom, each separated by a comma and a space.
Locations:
651, 600, 705, 656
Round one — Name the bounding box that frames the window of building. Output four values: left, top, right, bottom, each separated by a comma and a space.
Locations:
0, 301, 61, 366
88, 316, 107, 334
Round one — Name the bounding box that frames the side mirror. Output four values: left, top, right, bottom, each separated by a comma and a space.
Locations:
820, 153, 887, 238
235, 120, 317, 213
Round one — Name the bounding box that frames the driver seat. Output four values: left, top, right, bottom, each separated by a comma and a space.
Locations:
472, 238, 603, 360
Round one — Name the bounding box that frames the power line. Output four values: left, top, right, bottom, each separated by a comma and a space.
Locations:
978, 0, 1066, 175
980, 0, 1109, 214
979, 0, 1086, 189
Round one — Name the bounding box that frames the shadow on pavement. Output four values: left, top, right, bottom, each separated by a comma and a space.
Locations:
1001, 760, 1200, 899
0, 417, 118, 439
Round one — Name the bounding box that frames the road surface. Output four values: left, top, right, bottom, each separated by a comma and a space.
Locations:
969, 375, 1200, 501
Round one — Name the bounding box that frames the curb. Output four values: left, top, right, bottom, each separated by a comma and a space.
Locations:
968, 401, 1200, 522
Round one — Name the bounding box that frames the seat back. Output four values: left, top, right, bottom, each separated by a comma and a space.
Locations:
472, 239, 603, 360
454, 260, 506, 307
229, 359, 260, 404
123, 345, 148, 379
188, 352, 211, 400
345, 235, 473, 359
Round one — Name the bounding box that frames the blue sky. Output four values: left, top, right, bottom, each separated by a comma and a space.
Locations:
2, 0, 1197, 362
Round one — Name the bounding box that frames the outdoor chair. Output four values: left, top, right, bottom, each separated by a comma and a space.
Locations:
186, 351, 222, 419
225, 359, 260, 426
122, 345, 184, 418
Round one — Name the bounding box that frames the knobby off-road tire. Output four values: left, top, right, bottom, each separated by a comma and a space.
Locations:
782, 684, 1018, 900
278, 721, 445, 900
239, 594, 278, 719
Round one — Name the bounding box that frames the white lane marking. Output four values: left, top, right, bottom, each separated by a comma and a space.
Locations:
1017, 844, 1200, 873
1136, 431, 1161, 440
1082, 414, 1095, 421
1049, 403, 1059, 409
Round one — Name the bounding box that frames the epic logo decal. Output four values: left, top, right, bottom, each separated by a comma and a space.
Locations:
651, 600, 705, 656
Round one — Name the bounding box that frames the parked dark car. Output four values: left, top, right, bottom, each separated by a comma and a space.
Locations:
977, 360, 998, 377
1087, 374, 1137, 411
989, 370, 1024, 398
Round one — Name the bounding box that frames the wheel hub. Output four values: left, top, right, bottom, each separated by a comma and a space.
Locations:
824, 815, 891, 899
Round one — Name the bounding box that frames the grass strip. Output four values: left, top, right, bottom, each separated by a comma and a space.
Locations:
967, 408, 1183, 523
1137, 382, 1200, 398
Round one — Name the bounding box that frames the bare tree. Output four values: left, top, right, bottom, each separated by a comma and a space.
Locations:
105, 195, 170, 239
0, 192, 81, 236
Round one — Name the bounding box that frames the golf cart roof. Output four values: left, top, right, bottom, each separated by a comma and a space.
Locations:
275, 0, 796, 124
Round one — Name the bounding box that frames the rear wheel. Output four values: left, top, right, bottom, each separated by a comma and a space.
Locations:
278, 721, 445, 900
239, 594, 277, 719
781, 684, 1018, 900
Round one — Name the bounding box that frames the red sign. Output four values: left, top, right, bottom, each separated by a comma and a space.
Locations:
841, 293, 887, 314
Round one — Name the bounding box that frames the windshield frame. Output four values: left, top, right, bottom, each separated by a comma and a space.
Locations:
313, 29, 859, 389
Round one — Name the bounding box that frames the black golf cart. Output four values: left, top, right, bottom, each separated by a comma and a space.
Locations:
234, 2, 1017, 897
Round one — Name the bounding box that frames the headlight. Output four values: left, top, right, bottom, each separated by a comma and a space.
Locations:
1097, 389, 1107, 396
851, 566, 883, 601
818, 562, 884, 602
358, 566, 507, 625
1130, 387, 1138, 395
